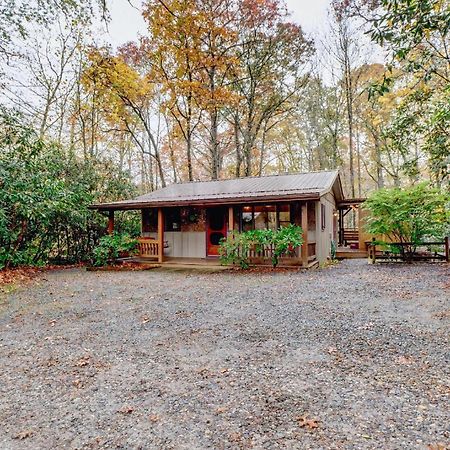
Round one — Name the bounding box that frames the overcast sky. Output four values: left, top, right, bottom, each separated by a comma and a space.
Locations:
105, 0, 331, 47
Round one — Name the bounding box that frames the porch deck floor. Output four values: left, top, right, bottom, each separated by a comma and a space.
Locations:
132, 256, 319, 270
129, 256, 231, 271
163, 257, 223, 266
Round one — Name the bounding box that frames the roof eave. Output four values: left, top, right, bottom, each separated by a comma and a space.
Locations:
90, 192, 322, 211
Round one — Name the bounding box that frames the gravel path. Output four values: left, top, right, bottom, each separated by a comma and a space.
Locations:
0, 260, 449, 449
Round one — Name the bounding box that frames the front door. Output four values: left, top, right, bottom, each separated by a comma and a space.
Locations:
207, 207, 227, 256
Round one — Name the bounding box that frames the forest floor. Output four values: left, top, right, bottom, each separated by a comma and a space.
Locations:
0, 260, 449, 449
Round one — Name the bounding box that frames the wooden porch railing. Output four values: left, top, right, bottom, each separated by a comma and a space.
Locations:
138, 237, 159, 259
244, 242, 316, 266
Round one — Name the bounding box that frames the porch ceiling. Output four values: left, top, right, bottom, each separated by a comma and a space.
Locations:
337, 198, 366, 208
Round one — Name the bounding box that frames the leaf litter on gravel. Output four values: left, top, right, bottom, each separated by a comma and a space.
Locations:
297, 415, 320, 430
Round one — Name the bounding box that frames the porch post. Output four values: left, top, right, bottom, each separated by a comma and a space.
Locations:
338, 209, 344, 246
228, 206, 234, 235
301, 202, 309, 267
107, 210, 115, 235
157, 208, 164, 263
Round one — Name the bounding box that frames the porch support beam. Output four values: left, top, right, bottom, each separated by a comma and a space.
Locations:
107, 210, 115, 235
301, 202, 308, 267
338, 209, 344, 246
228, 206, 234, 235
157, 208, 164, 263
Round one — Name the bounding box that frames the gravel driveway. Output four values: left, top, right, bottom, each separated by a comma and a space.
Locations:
0, 260, 449, 449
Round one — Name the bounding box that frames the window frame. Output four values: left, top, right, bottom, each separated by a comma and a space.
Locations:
239, 203, 292, 231
165, 207, 182, 232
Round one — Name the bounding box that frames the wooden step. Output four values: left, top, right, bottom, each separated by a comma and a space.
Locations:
336, 250, 367, 259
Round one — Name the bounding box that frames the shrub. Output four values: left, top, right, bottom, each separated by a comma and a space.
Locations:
92, 233, 138, 267
0, 110, 139, 269
271, 224, 303, 267
219, 224, 303, 268
363, 183, 450, 260
218, 231, 253, 269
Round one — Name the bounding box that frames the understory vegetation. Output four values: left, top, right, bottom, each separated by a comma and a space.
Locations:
0, 112, 139, 269
92, 233, 139, 267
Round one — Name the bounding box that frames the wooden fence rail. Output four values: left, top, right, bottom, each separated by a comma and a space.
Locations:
368, 237, 449, 263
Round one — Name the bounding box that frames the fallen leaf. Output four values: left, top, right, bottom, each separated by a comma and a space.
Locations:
75, 356, 90, 367
118, 405, 134, 414
73, 379, 83, 388
398, 355, 414, 365
297, 415, 320, 430
14, 430, 33, 440
46, 357, 58, 367
149, 414, 159, 422
228, 432, 243, 443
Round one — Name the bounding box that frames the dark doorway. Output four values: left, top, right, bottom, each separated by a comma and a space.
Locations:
206, 207, 227, 256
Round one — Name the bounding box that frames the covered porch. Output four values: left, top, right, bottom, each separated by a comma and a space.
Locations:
103, 200, 320, 268
91, 170, 345, 267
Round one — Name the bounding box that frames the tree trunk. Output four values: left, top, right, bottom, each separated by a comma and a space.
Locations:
356, 125, 362, 196
234, 114, 242, 177
258, 120, 268, 176
374, 134, 384, 188
186, 124, 193, 182
210, 108, 220, 179
345, 60, 355, 198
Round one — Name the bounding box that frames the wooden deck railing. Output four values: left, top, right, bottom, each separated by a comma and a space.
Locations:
138, 237, 159, 259
368, 237, 450, 263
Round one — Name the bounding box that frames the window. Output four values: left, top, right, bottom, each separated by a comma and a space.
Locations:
254, 205, 277, 230
321, 203, 326, 231
241, 206, 253, 232
239, 204, 291, 231
278, 204, 291, 228
142, 209, 158, 233
165, 208, 181, 231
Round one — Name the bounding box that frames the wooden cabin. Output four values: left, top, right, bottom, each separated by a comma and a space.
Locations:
91, 170, 367, 267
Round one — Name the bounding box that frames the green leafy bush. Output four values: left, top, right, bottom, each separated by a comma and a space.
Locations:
219, 224, 303, 268
218, 231, 252, 269
92, 233, 138, 267
363, 183, 450, 260
271, 224, 304, 267
0, 110, 139, 269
